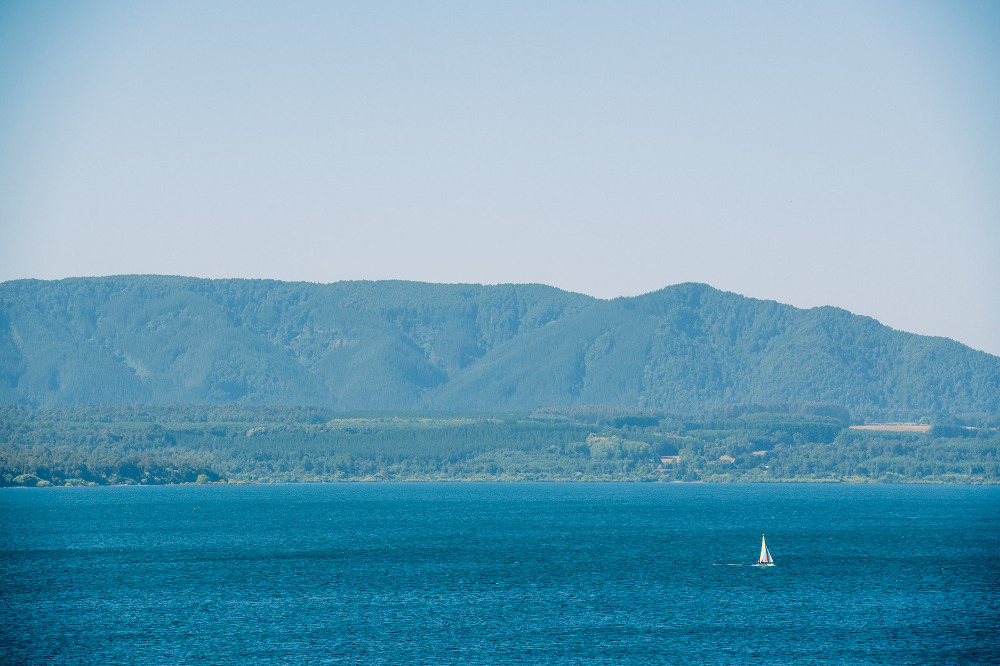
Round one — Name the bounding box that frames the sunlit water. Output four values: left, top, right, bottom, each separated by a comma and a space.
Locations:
3, 483, 998, 664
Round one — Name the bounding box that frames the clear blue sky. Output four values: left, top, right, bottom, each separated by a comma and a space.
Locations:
1, 1, 998, 355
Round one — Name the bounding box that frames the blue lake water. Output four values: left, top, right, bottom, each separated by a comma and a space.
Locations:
2, 482, 998, 664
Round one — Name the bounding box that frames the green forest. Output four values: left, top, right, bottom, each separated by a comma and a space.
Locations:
3, 404, 997, 486
2, 276, 999, 419
2, 277, 998, 486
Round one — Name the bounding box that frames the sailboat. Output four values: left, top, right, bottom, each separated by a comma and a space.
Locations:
757, 534, 774, 566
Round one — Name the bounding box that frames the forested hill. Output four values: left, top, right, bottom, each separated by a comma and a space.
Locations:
1, 276, 997, 419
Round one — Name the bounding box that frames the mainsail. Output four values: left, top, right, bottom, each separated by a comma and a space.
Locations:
758, 535, 774, 565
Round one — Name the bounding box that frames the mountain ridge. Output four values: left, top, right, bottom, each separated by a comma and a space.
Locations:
1, 275, 997, 419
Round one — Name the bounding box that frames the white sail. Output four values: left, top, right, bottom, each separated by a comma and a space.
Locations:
758, 535, 774, 565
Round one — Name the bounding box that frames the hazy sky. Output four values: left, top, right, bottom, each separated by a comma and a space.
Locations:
1, 1, 998, 355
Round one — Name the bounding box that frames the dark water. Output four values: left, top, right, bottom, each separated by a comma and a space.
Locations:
2, 483, 998, 664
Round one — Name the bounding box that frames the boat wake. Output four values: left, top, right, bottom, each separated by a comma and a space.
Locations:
710, 538, 776, 568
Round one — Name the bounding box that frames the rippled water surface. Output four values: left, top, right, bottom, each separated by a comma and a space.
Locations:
3, 483, 998, 664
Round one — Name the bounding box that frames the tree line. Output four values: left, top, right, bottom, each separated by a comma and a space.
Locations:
2, 405, 996, 486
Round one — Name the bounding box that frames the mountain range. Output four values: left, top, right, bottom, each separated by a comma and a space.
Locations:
1, 276, 997, 419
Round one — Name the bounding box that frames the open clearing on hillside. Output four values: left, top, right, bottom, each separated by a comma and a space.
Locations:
850, 423, 931, 433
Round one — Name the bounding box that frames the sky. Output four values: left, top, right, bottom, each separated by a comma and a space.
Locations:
1, 1, 998, 356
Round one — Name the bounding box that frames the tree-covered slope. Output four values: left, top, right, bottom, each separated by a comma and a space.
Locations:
0, 276, 997, 418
